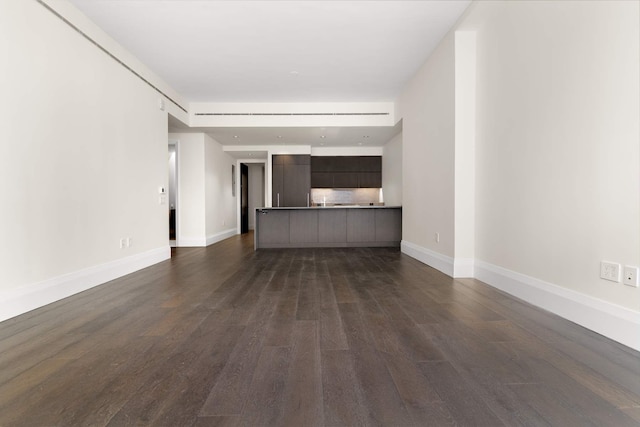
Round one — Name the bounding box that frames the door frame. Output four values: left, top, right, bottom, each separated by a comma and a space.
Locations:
235, 158, 266, 235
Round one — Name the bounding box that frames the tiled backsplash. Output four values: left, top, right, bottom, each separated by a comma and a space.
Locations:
311, 188, 383, 206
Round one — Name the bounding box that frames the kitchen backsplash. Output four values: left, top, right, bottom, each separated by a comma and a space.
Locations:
311, 188, 383, 206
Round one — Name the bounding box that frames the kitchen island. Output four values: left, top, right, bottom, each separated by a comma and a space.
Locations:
254, 206, 402, 249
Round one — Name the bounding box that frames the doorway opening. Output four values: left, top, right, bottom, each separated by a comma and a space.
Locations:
168, 141, 178, 247
239, 162, 266, 234
241, 163, 249, 234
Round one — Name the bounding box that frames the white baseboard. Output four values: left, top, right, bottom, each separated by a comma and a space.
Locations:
401, 240, 474, 278
475, 261, 640, 352
401, 240, 640, 351
176, 229, 237, 247
178, 237, 207, 247
0, 246, 171, 323
206, 228, 237, 246
453, 258, 475, 278
401, 240, 454, 277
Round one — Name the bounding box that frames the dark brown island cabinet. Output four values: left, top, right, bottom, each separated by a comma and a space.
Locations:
255, 206, 402, 249
272, 154, 311, 207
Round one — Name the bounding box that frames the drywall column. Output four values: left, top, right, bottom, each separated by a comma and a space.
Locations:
204, 134, 237, 244
399, 33, 456, 276
453, 31, 476, 277
398, 31, 476, 278
172, 133, 206, 246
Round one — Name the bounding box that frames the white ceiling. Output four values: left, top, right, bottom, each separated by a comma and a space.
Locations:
69, 0, 470, 146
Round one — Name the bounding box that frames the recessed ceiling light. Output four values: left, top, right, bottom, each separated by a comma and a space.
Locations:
358, 142, 363, 146
233, 135, 239, 139
277, 135, 283, 139
320, 135, 326, 139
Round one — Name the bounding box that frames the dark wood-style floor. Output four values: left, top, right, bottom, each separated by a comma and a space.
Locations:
1, 233, 639, 426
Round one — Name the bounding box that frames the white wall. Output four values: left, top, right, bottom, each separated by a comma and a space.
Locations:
399, 0, 640, 349
205, 134, 237, 242
169, 133, 237, 246
463, 0, 640, 310
40, 0, 188, 123
168, 145, 177, 209
0, 1, 173, 320
382, 132, 403, 206
170, 133, 206, 246
399, 32, 456, 259
248, 164, 265, 229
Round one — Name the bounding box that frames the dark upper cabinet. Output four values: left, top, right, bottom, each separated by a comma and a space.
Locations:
311, 172, 334, 188
358, 172, 382, 188
274, 154, 310, 166
310, 156, 332, 172
272, 155, 310, 207
333, 156, 359, 172
310, 156, 382, 188
359, 156, 382, 172
333, 172, 359, 188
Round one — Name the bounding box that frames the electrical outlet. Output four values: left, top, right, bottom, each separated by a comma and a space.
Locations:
600, 261, 621, 282
623, 266, 639, 287
119, 238, 126, 249
435, 232, 440, 243
126, 237, 132, 248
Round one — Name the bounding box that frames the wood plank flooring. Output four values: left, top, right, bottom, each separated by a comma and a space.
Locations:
1, 232, 639, 426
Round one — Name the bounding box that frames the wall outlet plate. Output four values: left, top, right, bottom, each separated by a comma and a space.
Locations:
623, 266, 639, 287
600, 261, 621, 282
